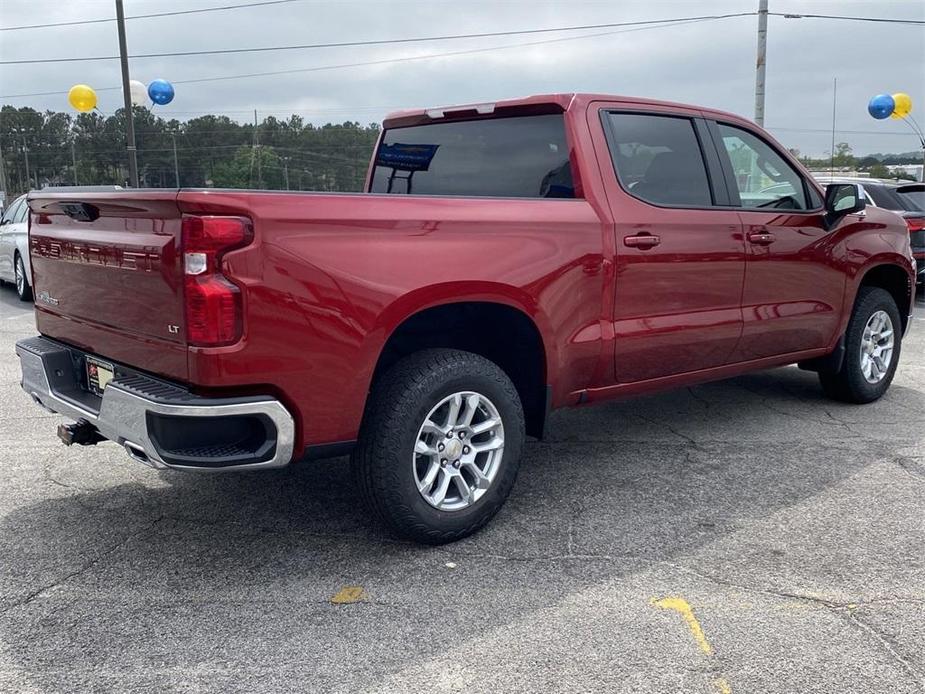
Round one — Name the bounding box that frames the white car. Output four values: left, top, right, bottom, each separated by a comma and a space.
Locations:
0, 194, 32, 301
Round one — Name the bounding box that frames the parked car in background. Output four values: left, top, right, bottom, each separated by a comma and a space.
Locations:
0, 194, 33, 301
814, 177, 925, 285
14, 94, 917, 543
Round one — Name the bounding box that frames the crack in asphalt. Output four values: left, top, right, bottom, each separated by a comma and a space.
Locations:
896, 457, 925, 484
436, 549, 925, 688
736, 382, 860, 433
0, 515, 164, 616
686, 387, 713, 409
632, 412, 703, 449
842, 609, 925, 691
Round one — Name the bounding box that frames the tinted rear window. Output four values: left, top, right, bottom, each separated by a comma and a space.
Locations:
896, 188, 925, 211
369, 114, 575, 198
863, 184, 907, 210
603, 112, 713, 207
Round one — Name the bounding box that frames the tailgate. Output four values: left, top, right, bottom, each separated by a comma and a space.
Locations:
28, 190, 189, 381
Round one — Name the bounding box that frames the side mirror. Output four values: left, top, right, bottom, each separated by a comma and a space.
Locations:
824, 183, 866, 229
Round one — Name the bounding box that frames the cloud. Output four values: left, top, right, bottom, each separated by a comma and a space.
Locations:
1, 0, 922, 155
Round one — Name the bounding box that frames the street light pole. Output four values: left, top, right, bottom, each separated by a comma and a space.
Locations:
754, 0, 769, 126
115, 0, 139, 187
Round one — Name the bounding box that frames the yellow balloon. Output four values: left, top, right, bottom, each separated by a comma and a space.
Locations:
890, 92, 912, 119
68, 84, 97, 113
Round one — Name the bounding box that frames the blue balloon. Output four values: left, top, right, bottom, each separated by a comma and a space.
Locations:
147, 79, 175, 106
868, 93, 895, 120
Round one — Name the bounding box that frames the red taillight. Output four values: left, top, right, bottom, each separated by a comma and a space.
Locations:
905, 217, 925, 233
181, 215, 253, 347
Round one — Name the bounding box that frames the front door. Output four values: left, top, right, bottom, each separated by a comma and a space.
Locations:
709, 121, 846, 361
597, 110, 746, 382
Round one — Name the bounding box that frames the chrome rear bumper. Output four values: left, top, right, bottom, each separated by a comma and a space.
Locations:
16, 336, 295, 472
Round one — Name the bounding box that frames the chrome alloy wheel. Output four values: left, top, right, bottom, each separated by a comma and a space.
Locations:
413, 391, 505, 511
15, 257, 25, 297
860, 310, 894, 384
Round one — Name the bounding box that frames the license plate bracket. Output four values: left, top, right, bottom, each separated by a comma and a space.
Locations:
86, 356, 114, 396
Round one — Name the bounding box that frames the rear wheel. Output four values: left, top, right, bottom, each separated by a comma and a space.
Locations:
819, 287, 901, 403
14, 254, 32, 302
352, 348, 525, 544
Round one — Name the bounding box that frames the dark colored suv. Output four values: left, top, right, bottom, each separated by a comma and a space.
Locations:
816, 177, 924, 284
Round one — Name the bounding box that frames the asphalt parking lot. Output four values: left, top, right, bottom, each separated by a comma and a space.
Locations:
1, 284, 923, 694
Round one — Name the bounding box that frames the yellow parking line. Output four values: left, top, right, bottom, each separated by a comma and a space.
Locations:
650, 596, 713, 655
651, 596, 732, 693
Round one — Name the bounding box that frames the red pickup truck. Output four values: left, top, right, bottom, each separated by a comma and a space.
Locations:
17, 93, 916, 543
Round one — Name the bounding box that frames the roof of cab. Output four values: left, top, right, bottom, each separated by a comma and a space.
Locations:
381, 93, 753, 129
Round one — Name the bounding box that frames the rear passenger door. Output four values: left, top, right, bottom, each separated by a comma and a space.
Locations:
596, 109, 746, 382
708, 121, 846, 360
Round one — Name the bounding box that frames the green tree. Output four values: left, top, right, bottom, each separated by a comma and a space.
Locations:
212, 145, 284, 189
832, 142, 855, 168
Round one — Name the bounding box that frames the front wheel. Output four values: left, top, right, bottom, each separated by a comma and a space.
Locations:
819, 286, 902, 403
14, 254, 33, 302
352, 349, 525, 544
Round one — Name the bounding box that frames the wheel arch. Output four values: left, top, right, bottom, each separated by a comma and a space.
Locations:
366, 284, 556, 439
854, 262, 913, 335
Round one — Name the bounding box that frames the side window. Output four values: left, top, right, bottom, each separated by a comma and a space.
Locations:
716, 123, 809, 210
15, 199, 29, 224
2, 198, 23, 225
808, 185, 824, 209
603, 112, 714, 207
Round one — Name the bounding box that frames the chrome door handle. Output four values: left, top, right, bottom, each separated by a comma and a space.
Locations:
623, 233, 661, 249
747, 231, 776, 245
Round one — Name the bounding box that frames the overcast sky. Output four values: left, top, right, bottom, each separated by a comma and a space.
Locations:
1, 0, 923, 156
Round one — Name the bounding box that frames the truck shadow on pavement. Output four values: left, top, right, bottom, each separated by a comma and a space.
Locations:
1, 366, 923, 691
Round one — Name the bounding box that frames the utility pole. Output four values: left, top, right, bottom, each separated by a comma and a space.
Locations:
115, 0, 139, 187
754, 0, 768, 126
283, 158, 290, 190
71, 141, 78, 185
830, 77, 837, 177
172, 133, 180, 187
22, 135, 31, 191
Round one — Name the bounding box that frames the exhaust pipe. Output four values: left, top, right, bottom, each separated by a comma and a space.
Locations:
57, 418, 105, 446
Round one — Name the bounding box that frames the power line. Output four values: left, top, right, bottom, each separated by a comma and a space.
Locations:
772, 12, 924, 26
769, 126, 916, 137
0, 13, 756, 65
0, 0, 304, 32
0, 16, 727, 99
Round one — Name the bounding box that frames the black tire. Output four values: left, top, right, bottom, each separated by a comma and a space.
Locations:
14, 254, 33, 302
352, 348, 525, 544
819, 287, 902, 403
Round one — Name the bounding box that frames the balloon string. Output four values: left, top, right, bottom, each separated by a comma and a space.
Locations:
899, 115, 925, 148
905, 115, 925, 143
